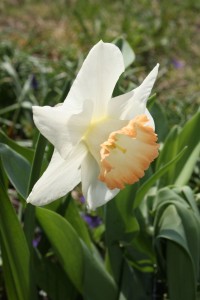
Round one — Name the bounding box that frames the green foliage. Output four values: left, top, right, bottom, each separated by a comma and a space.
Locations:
0, 28, 199, 299
156, 111, 200, 187
0, 143, 31, 198
36, 207, 84, 293
0, 171, 38, 300
36, 207, 117, 299
153, 187, 200, 300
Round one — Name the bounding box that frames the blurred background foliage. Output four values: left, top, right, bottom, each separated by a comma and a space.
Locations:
0, 0, 200, 299
0, 0, 200, 138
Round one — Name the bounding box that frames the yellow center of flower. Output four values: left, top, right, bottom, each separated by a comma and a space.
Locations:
83, 117, 127, 162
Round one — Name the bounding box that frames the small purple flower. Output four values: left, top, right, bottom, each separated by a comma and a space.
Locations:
80, 195, 85, 203
32, 230, 41, 248
82, 214, 102, 228
172, 59, 185, 69
32, 236, 41, 248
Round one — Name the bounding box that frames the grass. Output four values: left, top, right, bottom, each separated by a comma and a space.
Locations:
0, 0, 200, 134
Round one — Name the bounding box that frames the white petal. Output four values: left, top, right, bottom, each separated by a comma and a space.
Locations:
33, 101, 93, 160
81, 152, 119, 210
64, 41, 125, 120
108, 64, 159, 120
27, 143, 87, 206
145, 108, 155, 129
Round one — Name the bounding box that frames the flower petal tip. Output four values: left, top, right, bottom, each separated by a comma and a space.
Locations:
32, 105, 41, 113
26, 195, 31, 204
151, 63, 159, 76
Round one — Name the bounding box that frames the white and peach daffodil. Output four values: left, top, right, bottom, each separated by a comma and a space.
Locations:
27, 41, 159, 209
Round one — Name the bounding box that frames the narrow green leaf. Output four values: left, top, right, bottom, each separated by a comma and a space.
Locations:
1, 60, 21, 94
156, 125, 180, 172
0, 178, 38, 300
175, 110, 200, 185
175, 143, 200, 186
24, 133, 47, 248
133, 147, 187, 209
27, 133, 47, 194
156, 111, 200, 186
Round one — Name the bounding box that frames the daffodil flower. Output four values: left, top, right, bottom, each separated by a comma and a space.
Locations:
27, 41, 159, 209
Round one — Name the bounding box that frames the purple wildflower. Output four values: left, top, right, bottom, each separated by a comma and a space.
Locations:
172, 59, 185, 69
82, 214, 102, 228
32, 236, 41, 248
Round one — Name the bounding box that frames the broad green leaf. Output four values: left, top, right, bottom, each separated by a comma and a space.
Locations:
155, 208, 196, 300
133, 146, 187, 209
34, 252, 77, 300
166, 240, 196, 300
180, 186, 200, 216
36, 207, 83, 292
0, 129, 34, 163
36, 207, 117, 299
154, 189, 200, 299
0, 143, 31, 198
0, 241, 19, 300
119, 260, 148, 300
82, 243, 117, 300
0, 179, 38, 300
176, 203, 200, 280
